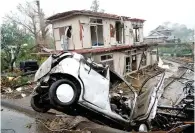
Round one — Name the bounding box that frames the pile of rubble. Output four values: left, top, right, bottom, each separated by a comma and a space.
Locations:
1, 72, 35, 99
152, 62, 194, 131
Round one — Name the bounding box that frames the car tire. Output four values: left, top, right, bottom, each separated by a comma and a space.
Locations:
30, 95, 50, 113
49, 79, 80, 107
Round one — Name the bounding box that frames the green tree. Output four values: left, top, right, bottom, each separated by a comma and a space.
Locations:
1, 22, 32, 71
162, 22, 194, 42
5, 1, 50, 50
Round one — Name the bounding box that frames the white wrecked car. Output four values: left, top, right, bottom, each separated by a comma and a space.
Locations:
31, 52, 165, 131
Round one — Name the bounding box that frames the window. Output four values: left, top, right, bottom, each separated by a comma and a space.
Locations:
116, 21, 125, 44
90, 25, 104, 46
100, 54, 114, 70
125, 57, 131, 72
59, 26, 72, 50
59, 26, 72, 39
101, 54, 113, 61
90, 18, 103, 24
90, 18, 104, 47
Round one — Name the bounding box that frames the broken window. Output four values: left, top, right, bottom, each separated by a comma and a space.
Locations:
100, 54, 114, 70
90, 21, 104, 47
125, 57, 131, 72
59, 26, 72, 39
116, 22, 125, 44
59, 26, 72, 50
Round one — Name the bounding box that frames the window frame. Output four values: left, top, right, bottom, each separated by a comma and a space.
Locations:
89, 17, 104, 47
100, 54, 113, 62
89, 17, 103, 25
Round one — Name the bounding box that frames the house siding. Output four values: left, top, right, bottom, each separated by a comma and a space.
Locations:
52, 17, 82, 50
52, 16, 138, 51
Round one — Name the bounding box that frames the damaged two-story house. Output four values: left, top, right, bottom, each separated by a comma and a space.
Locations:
47, 10, 158, 76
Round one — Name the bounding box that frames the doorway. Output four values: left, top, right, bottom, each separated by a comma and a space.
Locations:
132, 55, 137, 71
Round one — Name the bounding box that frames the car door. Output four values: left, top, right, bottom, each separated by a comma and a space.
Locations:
79, 62, 111, 110
132, 72, 165, 121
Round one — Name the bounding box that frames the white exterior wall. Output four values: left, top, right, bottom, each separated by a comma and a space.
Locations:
52, 17, 82, 50
103, 19, 116, 47
139, 27, 144, 42
113, 52, 125, 76
52, 15, 137, 50
91, 52, 125, 76
124, 21, 134, 45
146, 51, 151, 65
90, 49, 155, 76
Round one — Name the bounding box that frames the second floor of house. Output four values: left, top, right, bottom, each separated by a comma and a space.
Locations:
47, 10, 145, 50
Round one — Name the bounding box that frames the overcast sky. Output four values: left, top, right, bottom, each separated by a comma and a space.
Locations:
0, 0, 194, 36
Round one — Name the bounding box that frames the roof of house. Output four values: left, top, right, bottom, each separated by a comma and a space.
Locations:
47, 10, 145, 22
145, 31, 167, 39
155, 25, 172, 31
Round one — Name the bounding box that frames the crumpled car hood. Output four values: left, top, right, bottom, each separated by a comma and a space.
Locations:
34, 56, 53, 82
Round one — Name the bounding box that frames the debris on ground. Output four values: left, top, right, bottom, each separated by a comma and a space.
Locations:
151, 62, 194, 131
1, 71, 36, 99
35, 116, 91, 132
124, 64, 164, 90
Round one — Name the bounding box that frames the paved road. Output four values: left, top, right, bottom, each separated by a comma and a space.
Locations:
1, 107, 48, 133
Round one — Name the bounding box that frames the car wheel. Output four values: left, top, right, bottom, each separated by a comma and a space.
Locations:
49, 79, 80, 107
31, 95, 50, 113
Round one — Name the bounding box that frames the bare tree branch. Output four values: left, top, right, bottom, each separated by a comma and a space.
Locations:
4, 1, 50, 50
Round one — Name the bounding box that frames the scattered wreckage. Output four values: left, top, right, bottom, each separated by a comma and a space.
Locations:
152, 78, 194, 131
31, 52, 166, 132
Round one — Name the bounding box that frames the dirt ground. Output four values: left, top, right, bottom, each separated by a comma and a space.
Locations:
124, 64, 164, 91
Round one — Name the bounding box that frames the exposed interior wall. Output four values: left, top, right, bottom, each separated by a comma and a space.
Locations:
52, 15, 138, 50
